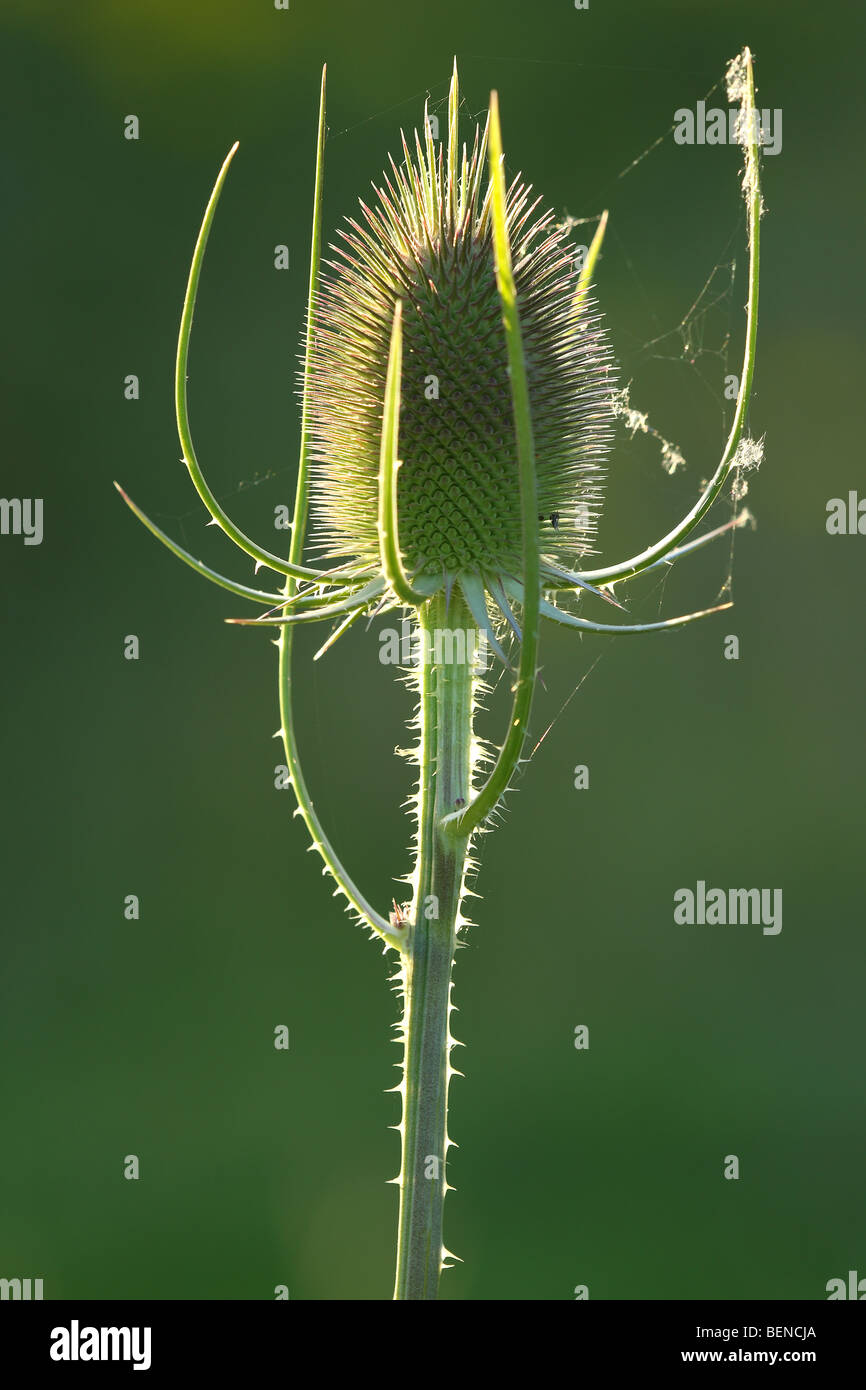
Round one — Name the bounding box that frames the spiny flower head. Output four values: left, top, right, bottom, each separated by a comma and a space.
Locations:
307, 65, 616, 596
118, 55, 753, 669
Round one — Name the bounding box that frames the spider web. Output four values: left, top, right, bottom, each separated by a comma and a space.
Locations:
517, 59, 761, 776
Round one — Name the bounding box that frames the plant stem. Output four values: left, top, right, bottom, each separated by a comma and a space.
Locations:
394, 590, 475, 1300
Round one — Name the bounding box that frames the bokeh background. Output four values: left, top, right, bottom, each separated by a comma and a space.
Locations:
1, 0, 863, 1300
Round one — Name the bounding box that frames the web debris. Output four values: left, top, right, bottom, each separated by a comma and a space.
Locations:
729, 434, 765, 501
610, 384, 687, 475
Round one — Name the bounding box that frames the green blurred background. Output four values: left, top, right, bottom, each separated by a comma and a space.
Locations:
1, 0, 863, 1300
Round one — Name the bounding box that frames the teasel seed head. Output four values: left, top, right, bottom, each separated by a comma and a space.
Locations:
306, 67, 616, 593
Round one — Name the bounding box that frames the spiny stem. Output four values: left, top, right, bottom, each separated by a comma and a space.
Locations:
276, 66, 402, 950
276, 621, 400, 946
394, 591, 475, 1299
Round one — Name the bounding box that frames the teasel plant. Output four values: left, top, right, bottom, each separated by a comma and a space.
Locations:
117, 49, 763, 1300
